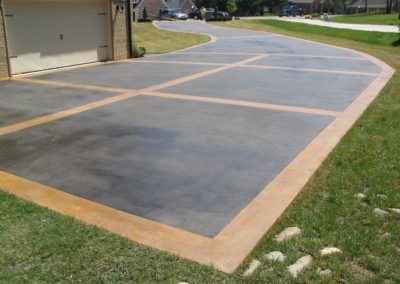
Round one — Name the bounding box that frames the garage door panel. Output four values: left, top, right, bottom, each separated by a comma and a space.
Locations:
5, 0, 110, 74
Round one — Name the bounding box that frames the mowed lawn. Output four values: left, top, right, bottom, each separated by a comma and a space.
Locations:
132, 22, 209, 54
1, 21, 400, 283
330, 13, 400, 25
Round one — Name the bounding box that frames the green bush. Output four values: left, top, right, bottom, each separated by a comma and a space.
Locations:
138, 19, 152, 23
133, 44, 146, 58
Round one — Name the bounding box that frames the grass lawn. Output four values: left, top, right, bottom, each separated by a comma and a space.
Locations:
330, 13, 400, 25
1, 21, 400, 283
132, 22, 209, 54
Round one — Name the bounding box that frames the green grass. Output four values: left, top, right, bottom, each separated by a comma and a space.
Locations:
330, 13, 400, 25
132, 22, 209, 54
1, 20, 400, 282
244, 19, 399, 46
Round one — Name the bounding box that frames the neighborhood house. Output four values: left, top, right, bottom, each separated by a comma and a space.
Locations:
133, 0, 196, 19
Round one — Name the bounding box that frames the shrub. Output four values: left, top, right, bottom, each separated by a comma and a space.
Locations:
138, 19, 152, 23
133, 44, 146, 58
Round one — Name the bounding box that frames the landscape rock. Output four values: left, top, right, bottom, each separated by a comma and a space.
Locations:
377, 194, 387, 199
264, 251, 286, 262
275, 227, 301, 242
318, 267, 332, 276
287, 255, 313, 278
355, 193, 366, 200
374, 208, 388, 216
389, 208, 400, 214
243, 259, 261, 277
320, 247, 341, 256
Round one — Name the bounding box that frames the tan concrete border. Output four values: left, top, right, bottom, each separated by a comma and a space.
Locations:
0, 22, 395, 274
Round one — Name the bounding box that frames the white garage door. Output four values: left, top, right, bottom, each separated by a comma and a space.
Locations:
5, 0, 111, 75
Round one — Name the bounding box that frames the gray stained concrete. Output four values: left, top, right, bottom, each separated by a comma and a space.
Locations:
0, 80, 119, 127
0, 22, 381, 237
36, 62, 215, 90
161, 67, 374, 112
0, 96, 333, 237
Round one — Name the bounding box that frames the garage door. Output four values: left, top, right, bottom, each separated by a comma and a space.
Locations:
5, 0, 111, 75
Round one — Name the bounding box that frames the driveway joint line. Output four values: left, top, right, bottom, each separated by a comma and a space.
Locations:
144, 54, 268, 92
0, 55, 266, 136
144, 91, 341, 117
134, 60, 227, 66
268, 53, 370, 60
0, 90, 141, 137
241, 64, 380, 77
13, 77, 131, 93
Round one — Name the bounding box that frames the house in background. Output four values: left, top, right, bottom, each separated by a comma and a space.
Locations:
133, 0, 196, 19
349, 0, 397, 13
291, 0, 314, 13
0, 0, 133, 77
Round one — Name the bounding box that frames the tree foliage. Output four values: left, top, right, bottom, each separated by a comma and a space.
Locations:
227, 0, 237, 14
195, 0, 282, 15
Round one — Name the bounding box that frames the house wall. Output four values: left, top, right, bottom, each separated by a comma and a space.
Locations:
0, 8, 9, 77
0, 1, 132, 77
111, 1, 131, 60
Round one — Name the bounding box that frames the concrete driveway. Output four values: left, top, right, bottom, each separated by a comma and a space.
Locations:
0, 21, 393, 272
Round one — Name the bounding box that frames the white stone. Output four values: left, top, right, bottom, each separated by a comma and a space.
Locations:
355, 193, 366, 200
264, 251, 286, 262
374, 208, 389, 216
389, 208, 400, 214
317, 268, 332, 276
287, 255, 313, 278
320, 247, 341, 256
243, 259, 261, 277
275, 227, 301, 242
377, 194, 387, 199
178, 282, 189, 284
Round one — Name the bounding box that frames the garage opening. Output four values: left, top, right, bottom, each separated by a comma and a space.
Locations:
4, 0, 111, 75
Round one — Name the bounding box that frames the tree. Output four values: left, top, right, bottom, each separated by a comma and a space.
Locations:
227, 0, 237, 14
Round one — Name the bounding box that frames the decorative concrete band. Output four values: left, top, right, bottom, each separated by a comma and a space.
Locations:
0, 23, 395, 273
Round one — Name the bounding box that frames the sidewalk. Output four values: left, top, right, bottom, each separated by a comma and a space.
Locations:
240, 16, 399, 33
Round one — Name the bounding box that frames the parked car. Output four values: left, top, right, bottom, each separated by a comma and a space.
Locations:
205, 8, 215, 18
202, 8, 230, 19
278, 6, 304, 17
158, 9, 188, 20
217, 11, 230, 18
